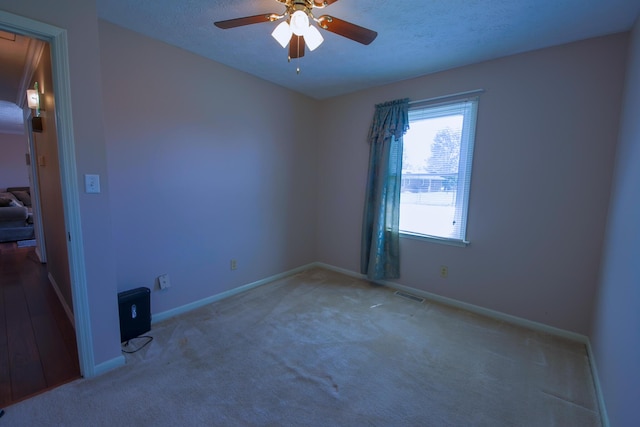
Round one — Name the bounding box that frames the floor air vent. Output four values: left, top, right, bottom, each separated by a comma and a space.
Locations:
394, 291, 425, 303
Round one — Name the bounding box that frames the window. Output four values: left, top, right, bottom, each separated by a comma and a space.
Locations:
400, 96, 479, 244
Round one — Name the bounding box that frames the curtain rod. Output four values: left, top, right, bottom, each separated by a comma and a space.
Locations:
409, 89, 485, 105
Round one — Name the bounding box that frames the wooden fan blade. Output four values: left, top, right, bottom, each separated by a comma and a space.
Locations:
313, 0, 339, 6
288, 35, 305, 59
317, 15, 377, 45
214, 14, 275, 29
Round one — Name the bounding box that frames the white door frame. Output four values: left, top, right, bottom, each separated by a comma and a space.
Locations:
24, 109, 47, 263
0, 10, 96, 377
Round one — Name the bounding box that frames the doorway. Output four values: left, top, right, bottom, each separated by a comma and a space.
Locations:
0, 29, 80, 405
0, 9, 96, 384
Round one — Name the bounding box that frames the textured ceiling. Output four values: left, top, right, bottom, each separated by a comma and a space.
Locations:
1, 0, 640, 134
96, 0, 640, 99
0, 100, 23, 134
0, 32, 30, 134
0, 31, 29, 103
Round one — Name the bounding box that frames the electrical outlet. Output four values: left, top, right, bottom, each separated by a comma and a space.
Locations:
158, 274, 171, 289
440, 265, 448, 279
230, 259, 237, 270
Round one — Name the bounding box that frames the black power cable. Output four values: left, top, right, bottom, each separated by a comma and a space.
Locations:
121, 336, 154, 354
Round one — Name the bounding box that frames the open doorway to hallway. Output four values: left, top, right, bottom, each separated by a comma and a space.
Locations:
0, 28, 79, 405
1, 5, 100, 385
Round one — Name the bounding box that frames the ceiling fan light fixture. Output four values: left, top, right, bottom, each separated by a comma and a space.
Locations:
214, 0, 378, 64
290, 10, 309, 36
272, 20, 293, 47
304, 24, 324, 51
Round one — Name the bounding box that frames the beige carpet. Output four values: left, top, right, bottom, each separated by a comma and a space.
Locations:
5, 268, 600, 426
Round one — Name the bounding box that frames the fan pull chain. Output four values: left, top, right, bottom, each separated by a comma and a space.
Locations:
287, 39, 302, 75
287, 56, 301, 74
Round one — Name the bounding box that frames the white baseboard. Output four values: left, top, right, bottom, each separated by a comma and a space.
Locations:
93, 355, 126, 377
152, 263, 316, 324
48, 272, 75, 327
88, 264, 315, 379
313, 262, 588, 343
35, 246, 45, 263
585, 341, 610, 427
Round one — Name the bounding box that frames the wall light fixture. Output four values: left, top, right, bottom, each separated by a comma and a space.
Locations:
26, 82, 43, 133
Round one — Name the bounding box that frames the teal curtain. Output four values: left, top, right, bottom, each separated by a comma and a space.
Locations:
361, 98, 410, 280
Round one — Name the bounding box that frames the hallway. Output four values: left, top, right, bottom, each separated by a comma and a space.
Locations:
0, 242, 79, 407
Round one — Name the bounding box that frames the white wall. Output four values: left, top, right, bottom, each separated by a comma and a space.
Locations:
1, 0, 121, 367
316, 34, 628, 335
98, 21, 318, 315
0, 132, 28, 187
591, 18, 640, 427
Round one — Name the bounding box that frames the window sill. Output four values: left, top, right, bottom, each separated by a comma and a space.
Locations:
400, 232, 470, 247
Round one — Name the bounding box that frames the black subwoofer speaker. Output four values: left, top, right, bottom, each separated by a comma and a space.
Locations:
118, 287, 151, 342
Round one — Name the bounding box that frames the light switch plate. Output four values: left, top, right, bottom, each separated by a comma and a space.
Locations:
85, 174, 100, 193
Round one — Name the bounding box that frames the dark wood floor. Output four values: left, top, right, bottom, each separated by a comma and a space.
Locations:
0, 242, 80, 407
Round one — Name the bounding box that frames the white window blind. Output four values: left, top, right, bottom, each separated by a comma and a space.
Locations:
399, 95, 479, 244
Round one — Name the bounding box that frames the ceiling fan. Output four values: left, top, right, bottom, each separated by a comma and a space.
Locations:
214, 0, 378, 61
